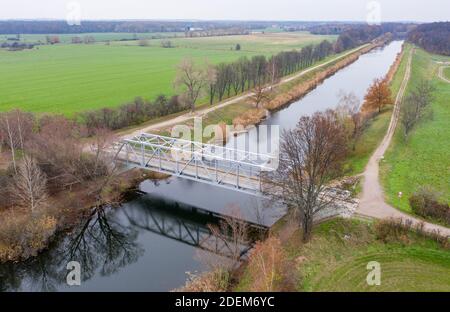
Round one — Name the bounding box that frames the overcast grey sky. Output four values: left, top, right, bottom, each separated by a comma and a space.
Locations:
1, 0, 449, 22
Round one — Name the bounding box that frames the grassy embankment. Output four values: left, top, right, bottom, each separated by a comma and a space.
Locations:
0, 32, 335, 115
444, 66, 450, 80
342, 44, 412, 176
236, 218, 450, 291
380, 48, 450, 213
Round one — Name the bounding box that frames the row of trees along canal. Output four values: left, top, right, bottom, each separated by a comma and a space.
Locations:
81, 26, 395, 133
80, 40, 336, 133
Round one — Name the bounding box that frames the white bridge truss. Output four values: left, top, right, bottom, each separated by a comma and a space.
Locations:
112, 133, 278, 195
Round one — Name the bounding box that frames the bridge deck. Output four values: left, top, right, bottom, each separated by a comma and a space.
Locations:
112, 133, 278, 195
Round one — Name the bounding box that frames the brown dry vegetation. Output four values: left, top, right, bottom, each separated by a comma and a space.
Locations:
244, 236, 294, 291
265, 49, 366, 111
0, 151, 11, 171
0, 211, 57, 262
384, 50, 403, 85
0, 168, 161, 263
232, 108, 267, 128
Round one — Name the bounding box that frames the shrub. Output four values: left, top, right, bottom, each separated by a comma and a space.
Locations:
80, 95, 185, 133
245, 236, 294, 291
409, 187, 450, 225
177, 268, 230, 292
232, 108, 266, 128
0, 211, 57, 262
374, 218, 449, 249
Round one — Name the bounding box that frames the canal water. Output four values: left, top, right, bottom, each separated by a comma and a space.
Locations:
0, 41, 403, 292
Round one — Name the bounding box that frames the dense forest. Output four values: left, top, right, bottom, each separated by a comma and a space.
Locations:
308, 23, 356, 35
408, 22, 450, 56
333, 23, 414, 52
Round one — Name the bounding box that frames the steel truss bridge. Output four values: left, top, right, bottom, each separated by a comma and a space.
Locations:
112, 133, 278, 195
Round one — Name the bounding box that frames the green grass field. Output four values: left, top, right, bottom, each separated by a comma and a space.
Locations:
0, 32, 335, 115
300, 219, 450, 291
1, 32, 183, 44
116, 31, 336, 54
444, 66, 450, 80
380, 48, 450, 213
236, 218, 450, 292
344, 107, 392, 175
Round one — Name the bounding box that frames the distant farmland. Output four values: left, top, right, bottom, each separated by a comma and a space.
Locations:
0, 32, 336, 115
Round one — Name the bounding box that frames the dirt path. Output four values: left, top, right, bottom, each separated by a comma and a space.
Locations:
438, 65, 450, 83
358, 49, 450, 237
121, 45, 370, 139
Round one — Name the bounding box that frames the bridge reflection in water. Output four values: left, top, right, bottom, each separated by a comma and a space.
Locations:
123, 193, 267, 260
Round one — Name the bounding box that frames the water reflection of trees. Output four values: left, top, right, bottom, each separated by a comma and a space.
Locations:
0, 195, 269, 292
66, 208, 143, 279
0, 207, 143, 291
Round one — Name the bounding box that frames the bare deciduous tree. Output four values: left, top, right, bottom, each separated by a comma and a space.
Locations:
251, 84, 271, 109
174, 58, 208, 112
246, 236, 289, 291
86, 127, 123, 199
206, 63, 218, 105
415, 79, 436, 107
336, 91, 367, 150
196, 205, 249, 273
161, 40, 173, 48
401, 99, 419, 140
265, 110, 348, 242
400, 79, 435, 141
0, 110, 34, 174
138, 39, 150, 47
266, 56, 280, 89
9, 156, 48, 212
88, 127, 117, 177
26, 115, 84, 190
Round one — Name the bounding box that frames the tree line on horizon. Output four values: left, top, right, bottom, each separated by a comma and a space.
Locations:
408, 22, 450, 56
0, 20, 311, 35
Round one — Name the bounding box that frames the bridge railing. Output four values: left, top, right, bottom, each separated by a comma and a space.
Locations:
128, 133, 278, 171
112, 133, 279, 194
